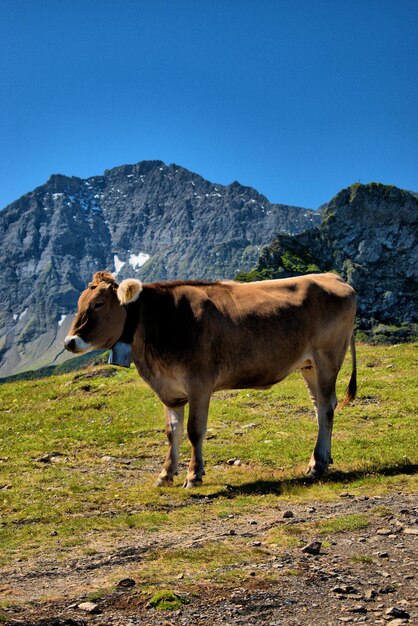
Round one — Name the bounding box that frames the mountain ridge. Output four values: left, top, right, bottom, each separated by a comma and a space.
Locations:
0, 160, 319, 376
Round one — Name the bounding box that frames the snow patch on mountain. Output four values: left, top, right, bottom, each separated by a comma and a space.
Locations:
114, 255, 125, 275
129, 252, 150, 269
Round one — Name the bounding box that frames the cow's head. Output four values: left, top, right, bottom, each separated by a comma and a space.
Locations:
64, 271, 142, 353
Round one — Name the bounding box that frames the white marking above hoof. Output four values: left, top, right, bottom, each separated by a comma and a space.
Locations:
155, 476, 174, 487
183, 478, 203, 488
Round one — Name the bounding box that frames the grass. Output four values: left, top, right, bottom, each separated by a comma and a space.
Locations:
136, 540, 265, 588
265, 513, 369, 548
0, 342, 417, 593
314, 513, 369, 534
351, 554, 374, 564
147, 590, 189, 610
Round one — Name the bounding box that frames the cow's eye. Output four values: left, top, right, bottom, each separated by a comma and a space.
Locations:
92, 301, 105, 311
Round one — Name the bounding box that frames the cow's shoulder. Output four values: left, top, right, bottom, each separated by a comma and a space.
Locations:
138, 281, 224, 354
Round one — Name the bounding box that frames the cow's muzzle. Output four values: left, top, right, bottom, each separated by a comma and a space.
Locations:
64, 335, 91, 353
64, 336, 76, 352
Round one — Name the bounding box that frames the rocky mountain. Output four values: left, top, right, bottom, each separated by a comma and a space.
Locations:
238, 183, 418, 341
0, 160, 319, 377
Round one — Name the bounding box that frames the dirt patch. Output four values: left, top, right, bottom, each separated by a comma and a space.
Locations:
2, 492, 417, 625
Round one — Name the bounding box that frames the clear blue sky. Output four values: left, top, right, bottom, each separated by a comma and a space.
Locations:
1, 0, 417, 210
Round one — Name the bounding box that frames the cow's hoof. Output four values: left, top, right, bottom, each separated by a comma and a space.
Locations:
306, 465, 328, 480
155, 476, 174, 487
183, 478, 203, 488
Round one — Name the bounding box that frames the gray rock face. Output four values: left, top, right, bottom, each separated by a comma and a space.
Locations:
247, 183, 418, 334
0, 160, 318, 376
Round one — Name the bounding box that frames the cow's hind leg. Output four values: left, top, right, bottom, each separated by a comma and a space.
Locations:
155, 404, 184, 486
184, 391, 211, 488
305, 357, 338, 479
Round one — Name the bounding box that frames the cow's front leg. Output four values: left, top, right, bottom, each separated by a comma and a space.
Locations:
184, 392, 210, 488
155, 404, 184, 486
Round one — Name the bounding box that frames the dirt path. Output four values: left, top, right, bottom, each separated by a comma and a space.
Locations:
2, 492, 417, 625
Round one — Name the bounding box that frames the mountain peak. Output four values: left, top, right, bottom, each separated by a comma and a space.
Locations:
104, 159, 166, 177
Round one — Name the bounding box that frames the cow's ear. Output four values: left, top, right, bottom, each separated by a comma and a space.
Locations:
117, 278, 143, 305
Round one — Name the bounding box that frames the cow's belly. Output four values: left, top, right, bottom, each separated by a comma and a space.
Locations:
135, 338, 311, 406
212, 343, 312, 392
214, 370, 288, 392
213, 358, 304, 392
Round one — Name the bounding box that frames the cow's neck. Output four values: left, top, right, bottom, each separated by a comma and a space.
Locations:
119, 302, 139, 344
108, 302, 140, 368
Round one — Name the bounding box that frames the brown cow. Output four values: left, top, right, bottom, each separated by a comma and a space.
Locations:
65, 271, 357, 487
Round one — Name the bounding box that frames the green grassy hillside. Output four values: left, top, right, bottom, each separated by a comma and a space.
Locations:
0, 343, 416, 580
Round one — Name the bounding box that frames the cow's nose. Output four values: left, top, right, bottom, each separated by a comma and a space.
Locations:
64, 337, 76, 352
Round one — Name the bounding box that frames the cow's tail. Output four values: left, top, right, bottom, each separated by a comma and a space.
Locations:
337, 333, 357, 409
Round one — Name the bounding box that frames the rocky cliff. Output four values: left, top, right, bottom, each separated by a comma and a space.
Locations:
0, 160, 318, 376
238, 183, 417, 341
